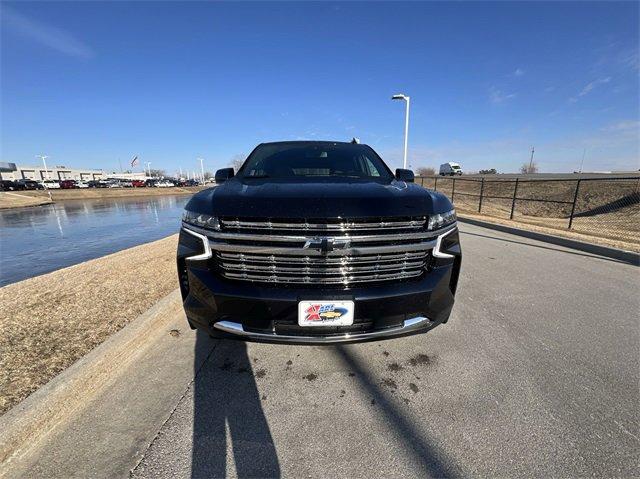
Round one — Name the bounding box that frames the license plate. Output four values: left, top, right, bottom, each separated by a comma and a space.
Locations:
298, 300, 355, 327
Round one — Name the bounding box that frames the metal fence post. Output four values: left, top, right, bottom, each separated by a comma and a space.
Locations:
451, 178, 456, 202
509, 178, 519, 219
434, 176, 438, 191
420, 177, 424, 187
478, 178, 485, 213
568, 179, 581, 229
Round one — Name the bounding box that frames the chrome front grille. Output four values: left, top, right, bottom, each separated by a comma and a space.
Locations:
183, 216, 454, 286
217, 251, 428, 285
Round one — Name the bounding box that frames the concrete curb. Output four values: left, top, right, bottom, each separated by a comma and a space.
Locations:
0, 289, 184, 473
458, 216, 640, 266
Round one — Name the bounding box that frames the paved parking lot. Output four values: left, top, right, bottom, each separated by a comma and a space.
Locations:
131, 223, 639, 478
7, 222, 637, 478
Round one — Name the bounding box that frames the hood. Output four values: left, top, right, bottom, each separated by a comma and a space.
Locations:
186, 177, 453, 218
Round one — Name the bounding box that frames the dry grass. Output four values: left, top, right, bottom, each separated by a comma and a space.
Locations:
0, 235, 179, 415
459, 213, 640, 252
418, 177, 640, 248
0, 192, 53, 209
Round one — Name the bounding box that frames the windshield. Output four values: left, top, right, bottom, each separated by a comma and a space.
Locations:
239, 143, 394, 179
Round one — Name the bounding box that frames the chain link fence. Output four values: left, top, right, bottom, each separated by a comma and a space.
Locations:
417, 176, 640, 245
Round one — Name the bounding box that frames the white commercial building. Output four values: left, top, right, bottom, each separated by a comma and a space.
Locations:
0, 163, 106, 181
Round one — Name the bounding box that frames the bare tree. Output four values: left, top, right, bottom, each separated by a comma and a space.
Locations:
416, 166, 436, 176
149, 168, 166, 178
203, 171, 213, 180
479, 168, 497, 174
229, 154, 246, 172
519, 162, 539, 174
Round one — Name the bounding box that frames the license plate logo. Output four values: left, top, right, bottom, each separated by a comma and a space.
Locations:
298, 301, 354, 327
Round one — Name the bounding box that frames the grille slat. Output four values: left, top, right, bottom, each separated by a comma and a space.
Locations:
212, 216, 434, 286
221, 217, 426, 231
219, 258, 426, 275
222, 269, 424, 284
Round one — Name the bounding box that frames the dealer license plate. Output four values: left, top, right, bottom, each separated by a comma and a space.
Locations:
298, 300, 355, 327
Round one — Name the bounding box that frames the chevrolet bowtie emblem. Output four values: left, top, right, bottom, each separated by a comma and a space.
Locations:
303, 237, 350, 253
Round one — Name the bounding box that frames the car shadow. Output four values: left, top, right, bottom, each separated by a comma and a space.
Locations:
191, 331, 280, 478
333, 344, 462, 478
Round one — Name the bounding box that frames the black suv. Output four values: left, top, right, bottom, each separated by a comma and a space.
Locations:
177, 141, 461, 343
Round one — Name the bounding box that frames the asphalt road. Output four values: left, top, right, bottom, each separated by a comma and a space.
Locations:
128, 222, 639, 478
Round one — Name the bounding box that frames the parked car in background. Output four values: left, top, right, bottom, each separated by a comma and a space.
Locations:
131, 180, 146, 187
16, 179, 44, 190
1, 180, 20, 191
76, 181, 90, 188
155, 180, 174, 188
87, 180, 108, 188
40, 179, 61, 189
59, 180, 77, 189
106, 180, 121, 188
439, 162, 463, 176
119, 180, 133, 187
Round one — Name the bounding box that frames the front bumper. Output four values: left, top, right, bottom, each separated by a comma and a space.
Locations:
177, 226, 461, 344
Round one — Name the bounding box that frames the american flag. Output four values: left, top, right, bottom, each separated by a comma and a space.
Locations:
130, 156, 139, 167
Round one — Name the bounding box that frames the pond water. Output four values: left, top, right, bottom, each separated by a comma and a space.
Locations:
0, 195, 191, 287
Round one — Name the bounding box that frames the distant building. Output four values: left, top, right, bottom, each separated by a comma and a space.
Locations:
0, 164, 105, 181
104, 172, 149, 180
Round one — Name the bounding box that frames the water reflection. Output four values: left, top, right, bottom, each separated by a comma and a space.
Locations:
0, 195, 191, 286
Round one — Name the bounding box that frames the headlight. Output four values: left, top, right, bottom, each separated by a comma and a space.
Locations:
427, 209, 456, 230
182, 210, 221, 230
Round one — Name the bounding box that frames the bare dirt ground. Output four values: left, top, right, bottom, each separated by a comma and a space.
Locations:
0, 235, 179, 415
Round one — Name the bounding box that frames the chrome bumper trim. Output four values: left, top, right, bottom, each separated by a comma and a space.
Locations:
212, 316, 434, 343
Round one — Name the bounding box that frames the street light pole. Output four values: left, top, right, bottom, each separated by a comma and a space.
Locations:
145, 162, 152, 177
392, 94, 411, 169
36, 155, 50, 180
198, 158, 205, 183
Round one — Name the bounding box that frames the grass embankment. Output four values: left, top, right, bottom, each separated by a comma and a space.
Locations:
0, 186, 208, 210
419, 177, 640, 250
0, 192, 53, 209
0, 235, 179, 415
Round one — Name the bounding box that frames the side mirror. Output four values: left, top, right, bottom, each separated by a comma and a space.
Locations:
395, 168, 415, 183
215, 168, 235, 183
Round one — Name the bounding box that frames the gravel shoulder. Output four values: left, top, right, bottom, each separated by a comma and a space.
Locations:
0, 235, 178, 415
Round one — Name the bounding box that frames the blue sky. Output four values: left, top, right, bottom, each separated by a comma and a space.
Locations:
1, 1, 638, 175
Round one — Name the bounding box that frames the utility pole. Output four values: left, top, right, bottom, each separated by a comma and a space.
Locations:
35, 155, 50, 180
528, 146, 535, 173
179, 166, 183, 179
145, 162, 152, 177
579, 148, 586, 173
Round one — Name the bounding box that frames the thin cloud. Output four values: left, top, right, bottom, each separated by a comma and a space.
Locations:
578, 77, 611, 97
601, 120, 640, 132
489, 87, 516, 104
2, 5, 94, 59
513, 68, 525, 77
568, 77, 612, 103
